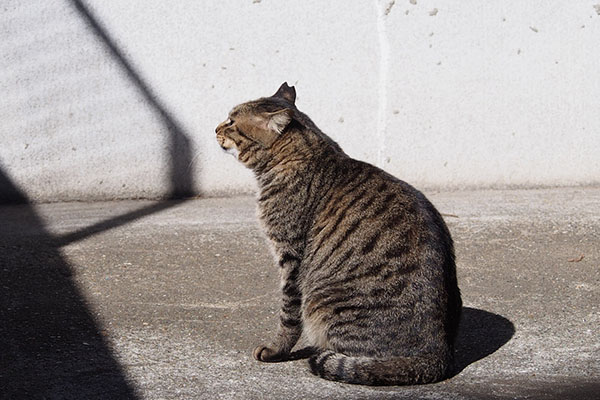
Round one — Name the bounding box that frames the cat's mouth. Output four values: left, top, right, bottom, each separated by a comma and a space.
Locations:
216, 134, 239, 159
222, 146, 239, 159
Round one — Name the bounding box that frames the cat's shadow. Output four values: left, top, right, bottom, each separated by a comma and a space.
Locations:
452, 307, 515, 376
288, 306, 515, 376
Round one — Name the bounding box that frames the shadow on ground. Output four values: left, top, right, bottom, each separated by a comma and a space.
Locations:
0, 170, 138, 399
453, 307, 515, 376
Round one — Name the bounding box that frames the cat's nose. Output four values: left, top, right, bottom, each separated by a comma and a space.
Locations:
215, 121, 227, 133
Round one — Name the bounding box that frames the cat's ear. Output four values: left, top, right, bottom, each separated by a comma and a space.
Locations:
236, 109, 293, 148
272, 82, 296, 104
266, 109, 293, 134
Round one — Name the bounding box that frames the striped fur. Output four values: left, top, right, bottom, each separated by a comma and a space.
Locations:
216, 83, 462, 385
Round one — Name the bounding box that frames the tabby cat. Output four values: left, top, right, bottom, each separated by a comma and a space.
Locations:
215, 83, 462, 385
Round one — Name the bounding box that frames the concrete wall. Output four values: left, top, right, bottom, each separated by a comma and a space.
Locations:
2, 0, 599, 202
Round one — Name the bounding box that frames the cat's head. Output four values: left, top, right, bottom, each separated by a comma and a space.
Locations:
215, 83, 299, 167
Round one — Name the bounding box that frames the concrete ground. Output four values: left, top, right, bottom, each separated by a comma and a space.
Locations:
1, 187, 598, 399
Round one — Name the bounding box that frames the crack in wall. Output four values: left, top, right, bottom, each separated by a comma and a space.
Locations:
374, 0, 392, 168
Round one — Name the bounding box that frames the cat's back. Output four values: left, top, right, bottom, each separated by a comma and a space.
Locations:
307, 157, 452, 270
301, 157, 460, 355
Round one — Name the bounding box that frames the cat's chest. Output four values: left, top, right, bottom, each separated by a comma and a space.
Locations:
257, 199, 303, 234
256, 189, 315, 253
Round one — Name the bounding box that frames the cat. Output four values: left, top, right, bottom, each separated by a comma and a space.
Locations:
215, 83, 462, 385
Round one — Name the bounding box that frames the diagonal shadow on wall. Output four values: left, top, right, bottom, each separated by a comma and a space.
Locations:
71, 0, 196, 201
50, 0, 199, 247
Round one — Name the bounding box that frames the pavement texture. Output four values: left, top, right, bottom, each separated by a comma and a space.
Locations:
1, 187, 598, 399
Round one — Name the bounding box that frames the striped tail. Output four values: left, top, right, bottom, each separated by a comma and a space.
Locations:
308, 350, 450, 386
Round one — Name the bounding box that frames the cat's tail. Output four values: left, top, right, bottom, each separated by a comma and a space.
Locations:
308, 350, 450, 386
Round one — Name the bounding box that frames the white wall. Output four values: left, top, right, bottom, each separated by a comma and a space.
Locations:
1, 0, 599, 202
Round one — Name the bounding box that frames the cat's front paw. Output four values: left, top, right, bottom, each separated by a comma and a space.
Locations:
253, 345, 287, 362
